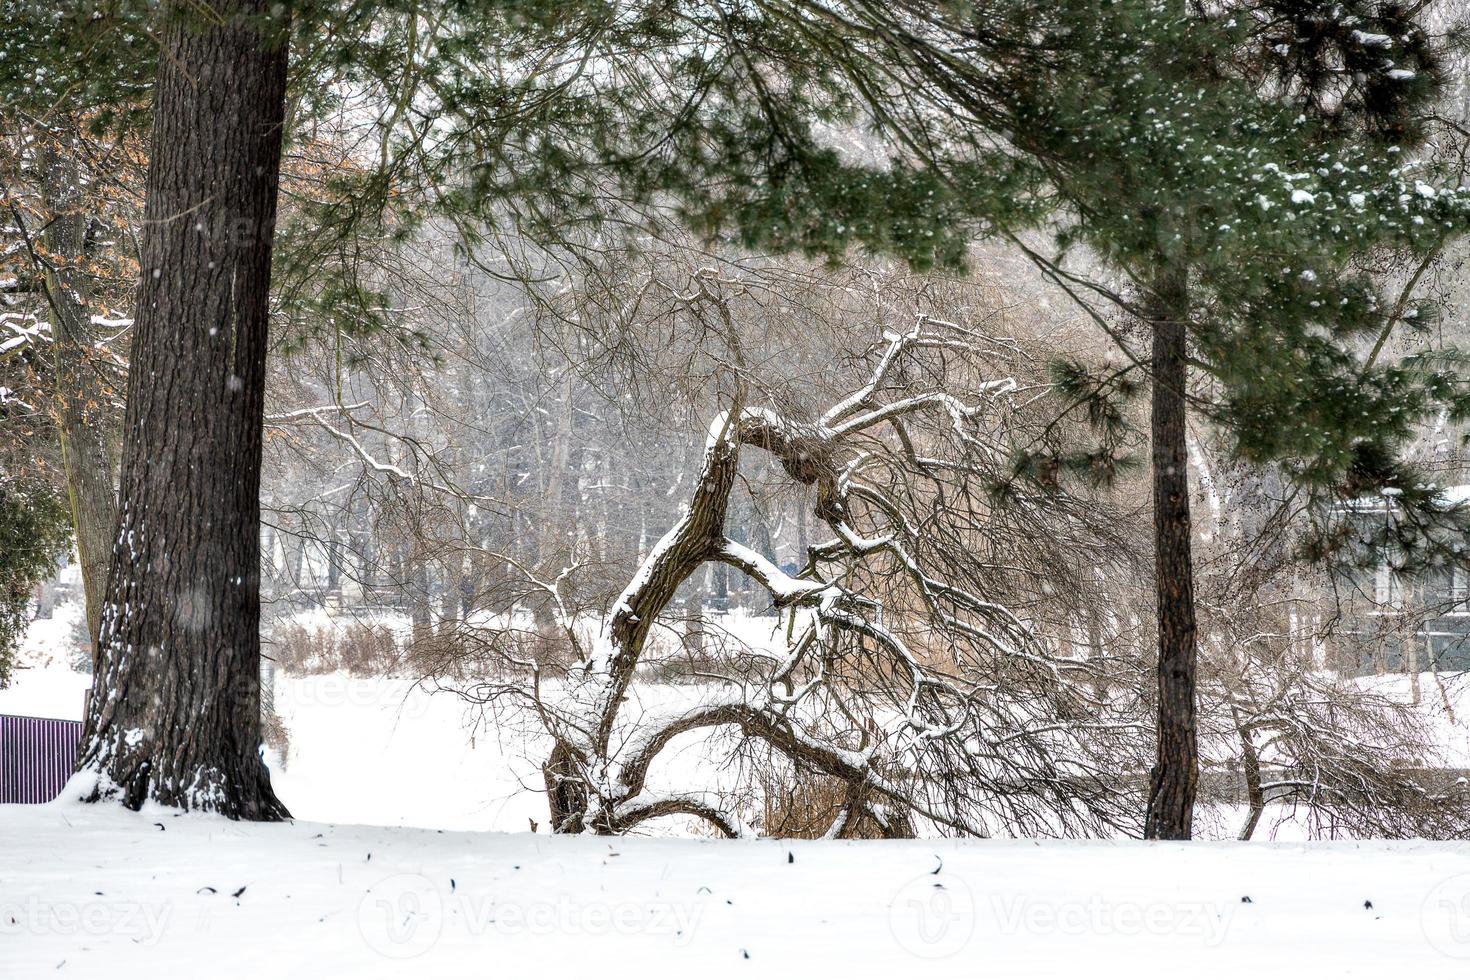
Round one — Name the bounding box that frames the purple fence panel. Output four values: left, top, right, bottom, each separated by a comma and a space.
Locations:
0, 714, 82, 804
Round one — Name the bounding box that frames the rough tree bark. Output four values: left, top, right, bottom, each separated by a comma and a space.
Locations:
40, 138, 118, 656
1233, 707, 1265, 841
1143, 271, 1199, 840
544, 405, 744, 833
74, 0, 291, 818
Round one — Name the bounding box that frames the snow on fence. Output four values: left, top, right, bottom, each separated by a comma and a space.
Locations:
0, 714, 82, 804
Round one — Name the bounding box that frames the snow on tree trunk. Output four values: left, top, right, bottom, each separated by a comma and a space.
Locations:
525, 317, 1142, 838
72, 0, 291, 819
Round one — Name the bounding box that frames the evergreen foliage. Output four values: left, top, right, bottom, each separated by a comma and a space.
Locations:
0, 477, 70, 685
7, 0, 1468, 566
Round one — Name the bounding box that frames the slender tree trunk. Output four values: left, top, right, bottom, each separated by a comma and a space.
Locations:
40, 138, 118, 657
534, 370, 576, 626
1144, 270, 1198, 841
796, 496, 809, 565
748, 486, 777, 565
1410, 630, 1422, 704
327, 529, 342, 591
1087, 615, 1107, 701
1230, 703, 1264, 840
410, 555, 432, 645
74, 0, 291, 819
1236, 727, 1264, 841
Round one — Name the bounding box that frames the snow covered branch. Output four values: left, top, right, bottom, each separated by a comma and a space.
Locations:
513, 317, 1144, 837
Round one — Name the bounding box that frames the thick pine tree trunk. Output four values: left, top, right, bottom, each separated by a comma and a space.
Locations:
74, 0, 291, 819
40, 138, 118, 656
1143, 271, 1198, 841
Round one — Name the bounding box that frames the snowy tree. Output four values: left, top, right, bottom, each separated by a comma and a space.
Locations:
847, 1, 1470, 838
413, 265, 1152, 837
70, 0, 294, 817
12, 0, 1466, 823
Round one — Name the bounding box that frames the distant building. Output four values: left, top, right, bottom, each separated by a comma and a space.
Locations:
1339, 486, 1470, 675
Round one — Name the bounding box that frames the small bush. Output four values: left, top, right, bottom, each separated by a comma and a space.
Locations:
267, 619, 403, 676
758, 769, 911, 839
0, 480, 71, 687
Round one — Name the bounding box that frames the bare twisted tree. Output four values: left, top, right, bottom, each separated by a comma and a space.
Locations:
434, 272, 1151, 837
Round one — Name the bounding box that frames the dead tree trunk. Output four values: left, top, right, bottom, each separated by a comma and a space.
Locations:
1144, 271, 1199, 841
40, 138, 118, 657
544, 407, 742, 833
74, 0, 291, 819
1235, 714, 1265, 841
536, 325, 1058, 838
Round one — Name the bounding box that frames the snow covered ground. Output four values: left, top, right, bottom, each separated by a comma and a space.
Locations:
5, 607, 1470, 976
268, 672, 550, 832
5, 801, 1470, 978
